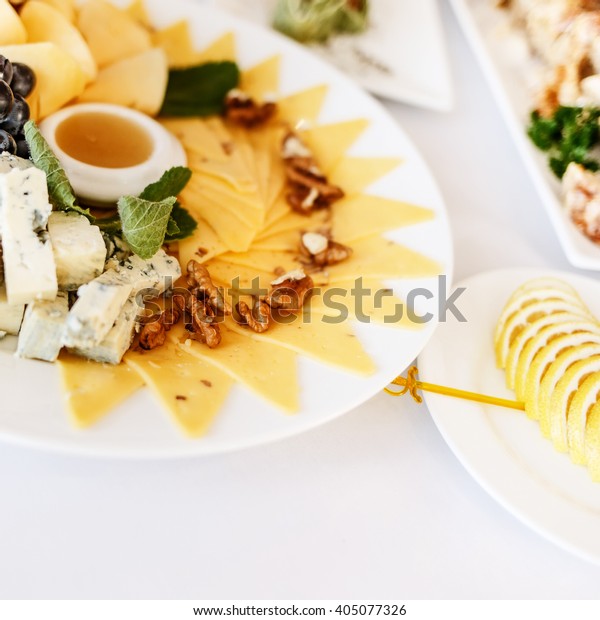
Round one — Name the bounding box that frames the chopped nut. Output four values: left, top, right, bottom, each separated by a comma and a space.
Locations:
281, 131, 344, 214
174, 292, 222, 349
138, 306, 183, 351
187, 260, 231, 315
268, 269, 314, 314
300, 231, 353, 267
562, 162, 600, 242
224, 88, 277, 128
236, 299, 272, 333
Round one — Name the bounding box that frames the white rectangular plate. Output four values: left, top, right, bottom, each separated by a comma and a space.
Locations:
450, 0, 600, 271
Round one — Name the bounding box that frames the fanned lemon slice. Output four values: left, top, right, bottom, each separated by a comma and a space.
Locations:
512, 320, 600, 398
494, 279, 583, 347
537, 344, 600, 437
566, 372, 600, 465
585, 403, 600, 482
495, 299, 591, 369
548, 357, 600, 452
525, 332, 600, 420
506, 314, 599, 392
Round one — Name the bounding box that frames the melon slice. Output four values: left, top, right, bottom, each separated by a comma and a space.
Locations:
21, 1, 97, 82
0, 42, 86, 119
78, 48, 168, 116
77, 0, 152, 68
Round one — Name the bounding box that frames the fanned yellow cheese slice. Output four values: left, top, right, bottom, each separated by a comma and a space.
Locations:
254, 207, 330, 248
226, 316, 376, 376
218, 235, 442, 283
196, 32, 236, 62
57, 353, 144, 428
171, 323, 299, 412
125, 342, 234, 437
277, 85, 328, 125
309, 280, 423, 330
180, 192, 256, 253
263, 191, 291, 230
202, 259, 276, 291
187, 151, 257, 194
161, 118, 230, 162
241, 55, 280, 99
152, 20, 202, 68
249, 125, 287, 210
330, 157, 401, 194
300, 119, 369, 173
178, 217, 229, 266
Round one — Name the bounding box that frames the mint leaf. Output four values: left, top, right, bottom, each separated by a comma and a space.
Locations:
165, 202, 198, 242
118, 195, 176, 259
159, 61, 240, 117
140, 166, 192, 202
24, 121, 94, 221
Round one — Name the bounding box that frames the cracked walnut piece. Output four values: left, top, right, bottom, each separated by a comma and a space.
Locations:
281, 131, 344, 214
268, 269, 314, 315
224, 89, 277, 128
174, 293, 222, 349
139, 307, 182, 351
236, 299, 272, 333
301, 231, 353, 267
187, 260, 232, 316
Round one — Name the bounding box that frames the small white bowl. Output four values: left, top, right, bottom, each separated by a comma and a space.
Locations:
39, 103, 187, 206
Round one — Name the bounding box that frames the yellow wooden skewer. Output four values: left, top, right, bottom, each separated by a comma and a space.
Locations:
385, 366, 526, 411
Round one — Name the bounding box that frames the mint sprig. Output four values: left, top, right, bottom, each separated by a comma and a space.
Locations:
24, 120, 94, 220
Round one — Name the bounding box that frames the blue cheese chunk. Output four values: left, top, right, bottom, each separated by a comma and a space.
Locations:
0, 167, 58, 305
0, 152, 33, 175
63, 269, 133, 349
0, 286, 25, 335
64, 250, 181, 349
70, 297, 137, 365
16, 291, 69, 362
48, 212, 106, 291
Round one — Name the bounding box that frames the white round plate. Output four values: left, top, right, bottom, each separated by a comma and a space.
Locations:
419, 268, 600, 565
0, 0, 452, 458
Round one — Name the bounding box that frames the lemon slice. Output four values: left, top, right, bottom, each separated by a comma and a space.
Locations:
585, 402, 600, 482
548, 356, 600, 452
512, 319, 600, 398
525, 332, 600, 420
536, 344, 600, 437
566, 372, 600, 465
495, 299, 591, 369
494, 279, 583, 347
506, 315, 599, 393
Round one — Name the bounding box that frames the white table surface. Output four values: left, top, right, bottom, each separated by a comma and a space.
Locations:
3, 0, 600, 600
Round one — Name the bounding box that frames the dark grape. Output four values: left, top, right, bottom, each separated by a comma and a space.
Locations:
0, 80, 13, 122
1, 94, 29, 134
15, 139, 29, 159
10, 63, 36, 98
0, 130, 16, 155
0, 56, 13, 85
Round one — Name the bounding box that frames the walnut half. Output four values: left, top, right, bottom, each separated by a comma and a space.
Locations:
139, 306, 182, 351
224, 89, 277, 128
267, 269, 314, 315
300, 231, 352, 267
281, 131, 345, 214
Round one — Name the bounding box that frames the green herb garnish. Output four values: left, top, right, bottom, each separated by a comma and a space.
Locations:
273, 0, 369, 43
24, 120, 94, 220
165, 202, 198, 242
527, 106, 600, 179
118, 167, 195, 258
118, 195, 177, 260
159, 61, 240, 117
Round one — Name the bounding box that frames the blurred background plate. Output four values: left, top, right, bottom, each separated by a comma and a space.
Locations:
215, 0, 453, 111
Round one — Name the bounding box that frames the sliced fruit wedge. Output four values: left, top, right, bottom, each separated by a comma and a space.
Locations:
585, 403, 600, 482
512, 319, 600, 398
525, 332, 600, 420
548, 356, 600, 452
495, 299, 591, 369
536, 344, 600, 437
566, 372, 600, 465
494, 278, 583, 348
506, 314, 599, 392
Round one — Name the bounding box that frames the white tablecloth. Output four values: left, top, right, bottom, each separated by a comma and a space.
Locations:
2, 0, 600, 599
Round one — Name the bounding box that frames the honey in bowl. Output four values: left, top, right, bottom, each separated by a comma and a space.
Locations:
55, 111, 154, 169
